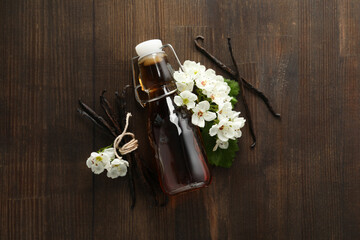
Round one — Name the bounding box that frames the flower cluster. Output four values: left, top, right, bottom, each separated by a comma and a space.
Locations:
173, 60, 246, 151
86, 147, 129, 178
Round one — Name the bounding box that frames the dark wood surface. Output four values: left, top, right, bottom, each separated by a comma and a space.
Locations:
1, 0, 359, 239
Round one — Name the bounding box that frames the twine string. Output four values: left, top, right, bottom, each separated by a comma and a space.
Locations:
114, 113, 138, 158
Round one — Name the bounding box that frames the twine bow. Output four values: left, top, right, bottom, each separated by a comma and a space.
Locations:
114, 113, 138, 158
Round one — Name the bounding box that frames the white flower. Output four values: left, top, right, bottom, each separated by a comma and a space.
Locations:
86, 152, 111, 174
106, 158, 129, 179
102, 147, 115, 160
217, 102, 241, 120
173, 59, 246, 152
212, 139, 229, 151
191, 101, 216, 128
183, 60, 205, 79
232, 116, 246, 138
217, 102, 233, 118
214, 75, 225, 82
173, 71, 194, 92
206, 81, 231, 105
209, 118, 236, 142
174, 90, 197, 109
195, 69, 217, 93
176, 81, 194, 92
173, 71, 188, 82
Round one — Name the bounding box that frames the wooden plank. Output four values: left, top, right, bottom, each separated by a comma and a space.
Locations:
338, 7, 360, 239
212, 1, 297, 239
92, 0, 146, 239
0, 0, 94, 238
297, 1, 344, 239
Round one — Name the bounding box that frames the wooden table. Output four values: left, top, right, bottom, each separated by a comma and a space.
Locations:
1, 0, 359, 239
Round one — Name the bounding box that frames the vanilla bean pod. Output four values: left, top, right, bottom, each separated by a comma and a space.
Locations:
79, 88, 168, 208
77, 108, 114, 137
114, 88, 137, 209
78, 93, 136, 208
194, 36, 256, 147
100, 90, 121, 134
115, 85, 130, 126
142, 156, 169, 207
126, 153, 136, 209
194, 36, 236, 76
78, 100, 117, 137
227, 38, 256, 148
115, 93, 125, 125
116, 86, 168, 207
135, 152, 169, 206
133, 153, 160, 206
116, 86, 167, 207
194, 36, 281, 147
241, 79, 281, 118
132, 152, 160, 206
194, 36, 280, 119
127, 151, 167, 207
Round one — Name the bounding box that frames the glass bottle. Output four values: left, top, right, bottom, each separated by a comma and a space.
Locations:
134, 39, 211, 195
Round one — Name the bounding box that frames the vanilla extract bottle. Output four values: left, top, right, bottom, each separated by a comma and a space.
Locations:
134, 39, 211, 195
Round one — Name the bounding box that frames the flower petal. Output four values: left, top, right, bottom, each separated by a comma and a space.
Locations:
217, 132, 229, 142
122, 160, 129, 167
91, 152, 99, 157
209, 125, 218, 136
189, 93, 198, 101
198, 118, 205, 128
107, 168, 119, 179
192, 114, 200, 126
218, 140, 229, 149
103, 148, 115, 160
118, 163, 128, 177
174, 96, 183, 106
92, 164, 104, 174
111, 158, 122, 165
197, 101, 210, 110
86, 157, 93, 168
187, 102, 195, 109
203, 111, 216, 121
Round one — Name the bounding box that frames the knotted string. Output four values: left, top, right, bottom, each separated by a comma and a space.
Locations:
114, 113, 138, 158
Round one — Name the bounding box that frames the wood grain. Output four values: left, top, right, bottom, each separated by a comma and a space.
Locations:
1, 0, 359, 239
0, 0, 94, 238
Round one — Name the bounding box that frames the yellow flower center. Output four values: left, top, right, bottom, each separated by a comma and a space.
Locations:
96, 156, 102, 161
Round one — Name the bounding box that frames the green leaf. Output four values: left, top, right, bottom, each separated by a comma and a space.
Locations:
97, 144, 113, 153
195, 87, 212, 103
209, 102, 219, 112
195, 78, 241, 168
201, 122, 239, 168
224, 78, 240, 98
230, 97, 238, 107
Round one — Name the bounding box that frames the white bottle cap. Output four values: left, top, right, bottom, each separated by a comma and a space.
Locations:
135, 39, 164, 59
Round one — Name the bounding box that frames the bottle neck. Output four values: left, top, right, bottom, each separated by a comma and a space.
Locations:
138, 52, 177, 101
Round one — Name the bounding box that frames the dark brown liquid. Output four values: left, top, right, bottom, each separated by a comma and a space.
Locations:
139, 53, 211, 195
139, 53, 174, 92
148, 97, 211, 195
